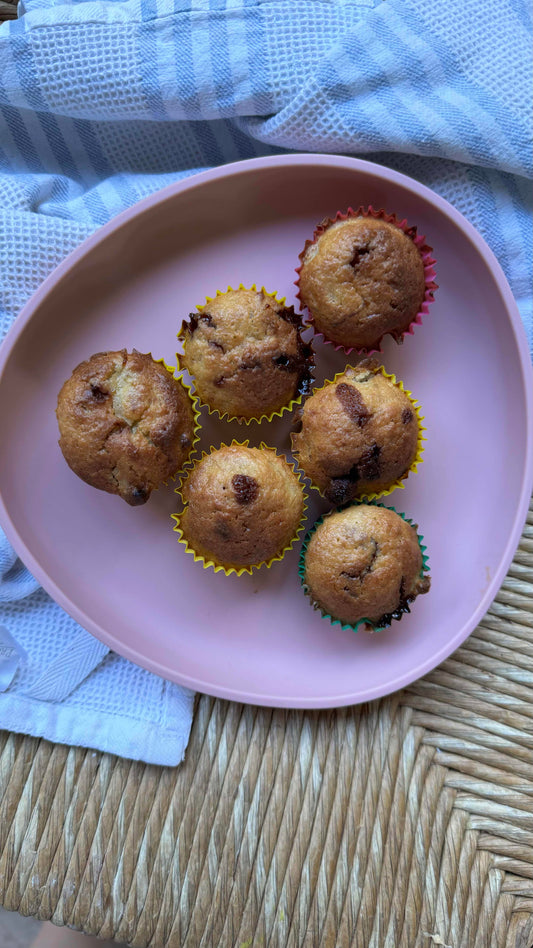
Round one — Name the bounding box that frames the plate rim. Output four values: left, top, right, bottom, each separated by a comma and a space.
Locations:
1, 153, 532, 708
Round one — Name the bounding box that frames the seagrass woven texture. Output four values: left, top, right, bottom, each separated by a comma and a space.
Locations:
0, 1, 17, 19
0, 499, 532, 947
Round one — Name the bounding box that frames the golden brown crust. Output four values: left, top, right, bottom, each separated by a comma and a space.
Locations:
180, 288, 313, 420
298, 217, 425, 349
303, 505, 430, 626
179, 445, 304, 568
56, 350, 196, 505
291, 361, 419, 504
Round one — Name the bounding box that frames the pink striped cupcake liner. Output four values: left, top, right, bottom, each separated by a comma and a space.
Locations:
295, 205, 438, 355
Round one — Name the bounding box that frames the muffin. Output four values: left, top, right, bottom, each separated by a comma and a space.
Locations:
301, 504, 430, 629
291, 361, 421, 505
174, 443, 306, 573
297, 211, 430, 350
56, 350, 198, 505
178, 286, 314, 421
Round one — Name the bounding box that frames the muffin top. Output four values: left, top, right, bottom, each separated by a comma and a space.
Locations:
303, 504, 430, 627
298, 216, 426, 349
178, 444, 305, 569
56, 349, 197, 505
291, 361, 419, 504
179, 287, 313, 420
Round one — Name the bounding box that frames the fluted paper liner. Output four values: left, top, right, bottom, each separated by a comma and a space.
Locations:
291, 361, 425, 504
172, 440, 308, 576
295, 206, 438, 355
177, 284, 314, 425
299, 501, 430, 633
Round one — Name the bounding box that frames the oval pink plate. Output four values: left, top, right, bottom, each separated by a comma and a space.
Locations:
0, 155, 532, 708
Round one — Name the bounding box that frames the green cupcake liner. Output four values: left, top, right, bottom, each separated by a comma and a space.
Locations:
298, 500, 430, 634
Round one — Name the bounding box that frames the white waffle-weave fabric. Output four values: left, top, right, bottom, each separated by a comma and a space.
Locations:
0, 0, 531, 765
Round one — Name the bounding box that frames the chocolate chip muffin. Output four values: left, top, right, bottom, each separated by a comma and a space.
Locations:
175, 443, 306, 571
301, 504, 430, 629
298, 214, 427, 350
56, 350, 198, 505
179, 287, 313, 421
291, 361, 421, 505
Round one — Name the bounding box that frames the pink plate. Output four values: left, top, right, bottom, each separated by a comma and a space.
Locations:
0, 155, 532, 708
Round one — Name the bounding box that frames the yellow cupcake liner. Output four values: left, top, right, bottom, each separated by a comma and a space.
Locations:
176, 283, 314, 425
299, 501, 431, 633
290, 360, 425, 504
150, 354, 202, 484
171, 440, 308, 576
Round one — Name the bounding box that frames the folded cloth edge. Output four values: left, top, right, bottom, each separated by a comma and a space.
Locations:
0, 686, 196, 765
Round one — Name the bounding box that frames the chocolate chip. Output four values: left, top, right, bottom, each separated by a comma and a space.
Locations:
335, 383, 371, 427
298, 368, 313, 396
232, 474, 259, 505
273, 346, 314, 393
183, 313, 199, 334
358, 443, 381, 480
275, 309, 314, 395
375, 588, 417, 628
325, 464, 360, 504
402, 408, 413, 424
252, 304, 314, 396
130, 486, 149, 505
376, 603, 411, 627
351, 246, 370, 268
214, 376, 225, 387
183, 312, 216, 335
325, 443, 381, 503
180, 434, 191, 448
325, 478, 352, 505
89, 384, 108, 402
374, 573, 421, 628
277, 305, 301, 326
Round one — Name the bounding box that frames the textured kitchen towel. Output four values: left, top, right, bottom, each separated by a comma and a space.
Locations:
0, 0, 531, 764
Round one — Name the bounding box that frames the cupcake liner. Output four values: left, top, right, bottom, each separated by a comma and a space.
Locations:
295, 206, 438, 355
177, 283, 314, 425
298, 501, 430, 633
151, 355, 202, 484
291, 361, 425, 504
171, 440, 309, 576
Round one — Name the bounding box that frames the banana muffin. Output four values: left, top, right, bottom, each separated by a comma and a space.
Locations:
291, 361, 420, 505
298, 214, 427, 350
301, 504, 430, 628
56, 349, 197, 505
179, 287, 313, 421
175, 443, 305, 571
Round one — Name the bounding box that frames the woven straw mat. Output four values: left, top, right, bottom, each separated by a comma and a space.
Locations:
0, 0, 16, 18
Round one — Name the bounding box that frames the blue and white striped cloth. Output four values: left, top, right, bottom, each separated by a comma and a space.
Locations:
0, 0, 531, 764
